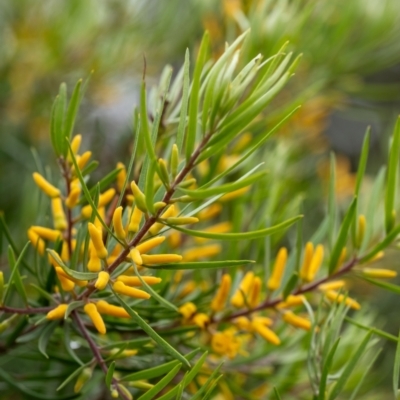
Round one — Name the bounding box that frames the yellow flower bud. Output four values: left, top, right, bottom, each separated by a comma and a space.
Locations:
171, 144, 179, 177
178, 280, 197, 298
136, 236, 166, 254
128, 206, 143, 233
168, 231, 181, 248
87, 247, 102, 272
55, 267, 87, 287
306, 244, 324, 282
27, 228, 45, 255
282, 311, 311, 331
56, 269, 75, 291
211, 330, 241, 359
197, 204, 222, 221
88, 223, 108, 259
95, 271, 110, 290
211, 273, 231, 312
84, 303, 106, 334
149, 205, 176, 235
194, 222, 232, 244
158, 158, 170, 187
154, 201, 167, 212
183, 244, 222, 262
74, 367, 92, 393
31, 226, 62, 241
231, 272, 255, 308
248, 276, 262, 308
141, 254, 182, 264
46, 304, 68, 320
117, 275, 162, 286
251, 320, 281, 345
252, 316, 274, 327
65, 186, 81, 209
357, 214, 367, 247
96, 300, 130, 318
69, 134, 82, 158
179, 302, 197, 319
130, 181, 148, 213
52, 198, 67, 230
325, 290, 361, 310
193, 313, 210, 329
220, 187, 250, 202
277, 295, 305, 309
335, 247, 347, 271
112, 206, 126, 241
76, 151, 92, 171
234, 316, 251, 331
163, 216, 199, 225
300, 242, 314, 281
32, 172, 60, 198
267, 247, 288, 291
318, 280, 346, 292
113, 281, 150, 300
116, 162, 127, 192
362, 268, 397, 279
81, 189, 116, 219
129, 247, 143, 265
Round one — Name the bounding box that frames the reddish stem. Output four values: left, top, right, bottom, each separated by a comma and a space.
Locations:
0, 305, 54, 315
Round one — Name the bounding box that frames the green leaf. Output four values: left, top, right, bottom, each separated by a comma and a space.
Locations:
140, 80, 157, 163
318, 337, 340, 400
81, 160, 99, 177
157, 352, 208, 400
122, 351, 197, 382
38, 321, 57, 359
52, 83, 67, 156
189, 363, 223, 400
3, 242, 30, 305
138, 363, 182, 400
169, 215, 302, 240
328, 153, 337, 251
145, 160, 156, 214
361, 276, 400, 294
57, 362, 92, 391
7, 246, 28, 305
345, 316, 398, 343
47, 249, 98, 280
106, 361, 115, 389
50, 96, 62, 156
355, 127, 370, 196
282, 272, 299, 299
29, 283, 58, 304
394, 330, 400, 397
88, 167, 122, 200
273, 387, 282, 400
145, 259, 254, 270
328, 197, 357, 273
178, 171, 265, 199
328, 331, 372, 400
177, 49, 190, 152
63, 79, 82, 156
186, 31, 209, 162
65, 301, 85, 319
132, 264, 177, 311
385, 116, 400, 233
112, 292, 190, 368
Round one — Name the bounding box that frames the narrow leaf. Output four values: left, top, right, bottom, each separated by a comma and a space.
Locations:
38, 321, 57, 359
106, 361, 116, 389
145, 259, 254, 270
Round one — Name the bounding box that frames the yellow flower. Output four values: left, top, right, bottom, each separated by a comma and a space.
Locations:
306, 244, 324, 282
129, 248, 143, 266
141, 254, 182, 264
211, 273, 232, 312
81, 189, 116, 219
251, 320, 281, 345
357, 215, 366, 247
282, 311, 311, 331
46, 304, 68, 320
87, 246, 102, 272
65, 186, 81, 209
192, 313, 210, 329
219, 187, 250, 202
112, 206, 126, 241
130, 181, 148, 213
136, 236, 165, 254
27, 228, 45, 255
95, 271, 110, 290
96, 300, 130, 318
30, 226, 61, 241
211, 330, 241, 359
113, 281, 150, 300
194, 222, 232, 243
32, 172, 60, 198
164, 217, 199, 225
149, 205, 176, 235
183, 244, 222, 262
325, 290, 361, 310
52, 198, 67, 230
277, 295, 305, 309
318, 280, 346, 292
300, 242, 314, 281
178, 302, 197, 319
197, 203, 222, 220
128, 206, 143, 233
55, 267, 87, 287
234, 316, 252, 331
362, 268, 397, 279
231, 271, 255, 308
69, 134, 82, 158
267, 247, 288, 291
76, 151, 92, 171
117, 275, 162, 286
74, 367, 92, 393
88, 222, 108, 259
248, 276, 262, 308
84, 303, 106, 334
116, 162, 127, 192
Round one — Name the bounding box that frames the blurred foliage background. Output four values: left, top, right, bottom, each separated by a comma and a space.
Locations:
2, 0, 400, 397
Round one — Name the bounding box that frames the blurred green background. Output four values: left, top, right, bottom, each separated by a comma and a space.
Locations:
2, 0, 400, 397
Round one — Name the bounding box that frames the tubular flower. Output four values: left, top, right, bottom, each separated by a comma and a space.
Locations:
300, 242, 314, 281
277, 294, 305, 309
168, 231, 181, 248
141, 254, 182, 264
149, 205, 176, 235
76, 151, 92, 171
87, 247, 102, 272
306, 244, 324, 282
52, 198, 67, 230
325, 290, 361, 310
178, 302, 197, 319
357, 214, 367, 247
251, 320, 281, 345
46, 304, 68, 320
128, 206, 143, 233
211, 273, 232, 312
112, 206, 126, 241
197, 203, 222, 220
84, 303, 106, 334
179, 281, 197, 298
164, 217, 199, 225
96, 300, 130, 318
88, 223, 108, 259
129, 248, 143, 265
318, 280, 346, 291
81, 189, 116, 219
234, 316, 252, 331
27, 228, 45, 255
95, 271, 110, 290
231, 272, 255, 308
335, 247, 347, 271
192, 313, 210, 329
194, 222, 232, 243
117, 275, 162, 286
252, 316, 274, 327
73, 367, 92, 393
136, 236, 165, 254
56, 269, 75, 291
248, 276, 262, 308
116, 162, 127, 192
69, 134, 82, 157
32, 172, 60, 198
113, 281, 150, 300
130, 181, 148, 213
282, 311, 311, 331
211, 330, 241, 359
267, 247, 288, 291
183, 244, 222, 262
55, 267, 87, 287
65, 186, 81, 209
362, 268, 397, 279
31, 226, 61, 241
220, 186, 250, 202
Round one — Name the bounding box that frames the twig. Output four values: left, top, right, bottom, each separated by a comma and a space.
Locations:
0, 305, 54, 315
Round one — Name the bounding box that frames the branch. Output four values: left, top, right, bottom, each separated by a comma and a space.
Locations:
0, 305, 54, 315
